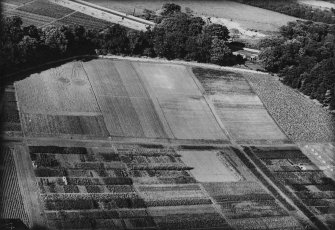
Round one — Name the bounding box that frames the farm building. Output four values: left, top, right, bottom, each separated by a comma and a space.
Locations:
233, 48, 260, 61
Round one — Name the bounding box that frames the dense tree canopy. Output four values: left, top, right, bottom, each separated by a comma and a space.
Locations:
0, 4, 244, 80
259, 20, 335, 109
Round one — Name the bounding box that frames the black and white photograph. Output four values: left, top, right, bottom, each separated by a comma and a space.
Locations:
0, 0, 334, 229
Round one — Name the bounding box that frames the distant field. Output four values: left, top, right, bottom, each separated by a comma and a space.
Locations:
298, 0, 335, 10
17, 0, 74, 19
192, 67, 289, 144
83, 0, 299, 32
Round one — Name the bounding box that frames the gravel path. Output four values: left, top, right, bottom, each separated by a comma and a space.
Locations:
244, 73, 335, 143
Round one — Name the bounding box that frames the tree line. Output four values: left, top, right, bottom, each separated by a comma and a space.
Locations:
235, 0, 335, 24
0, 3, 244, 78
259, 20, 335, 110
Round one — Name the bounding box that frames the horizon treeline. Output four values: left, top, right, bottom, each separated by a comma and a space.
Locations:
0, 3, 243, 78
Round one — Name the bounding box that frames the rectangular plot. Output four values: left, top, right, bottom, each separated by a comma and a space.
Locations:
130, 98, 167, 138
21, 113, 108, 137
83, 59, 128, 97
132, 62, 201, 96
225, 122, 287, 141
160, 96, 226, 140
15, 62, 100, 114
180, 151, 242, 182
217, 108, 276, 123
97, 96, 144, 137
114, 61, 148, 98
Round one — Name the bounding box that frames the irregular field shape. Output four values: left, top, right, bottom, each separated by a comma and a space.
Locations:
21, 113, 108, 137
83, 60, 167, 138
15, 62, 100, 114
180, 151, 241, 182
133, 62, 227, 140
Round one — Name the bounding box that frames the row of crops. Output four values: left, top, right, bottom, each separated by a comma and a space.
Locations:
3, 0, 114, 30
29, 144, 232, 229
0, 146, 30, 227
202, 181, 304, 229
1, 86, 22, 136
243, 146, 335, 229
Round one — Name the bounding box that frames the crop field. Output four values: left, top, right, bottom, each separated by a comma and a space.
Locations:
133, 62, 228, 141
25, 143, 237, 229
2, 0, 33, 6
15, 61, 110, 137
0, 146, 30, 227
1, 86, 23, 137
3, 9, 55, 27
56, 12, 114, 30
83, 0, 298, 32
244, 72, 335, 142
202, 181, 303, 229
243, 145, 335, 229
192, 67, 289, 144
83, 59, 167, 139
17, 0, 74, 19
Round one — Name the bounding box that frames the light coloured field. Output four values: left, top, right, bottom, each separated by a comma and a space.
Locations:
15, 61, 100, 114
179, 150, 242, 182
133, 62, 228, 141
193, 68, 289, 144
15, 61, 109, 137
82, 59, 167, 139
298, 143, 335, 178
298, 0, 335, 10
83, 0, 299, 32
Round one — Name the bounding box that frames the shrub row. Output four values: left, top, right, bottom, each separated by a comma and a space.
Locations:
29, 146, 87, 154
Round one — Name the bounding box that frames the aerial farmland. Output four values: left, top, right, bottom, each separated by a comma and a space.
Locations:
1, 1, 335, 230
